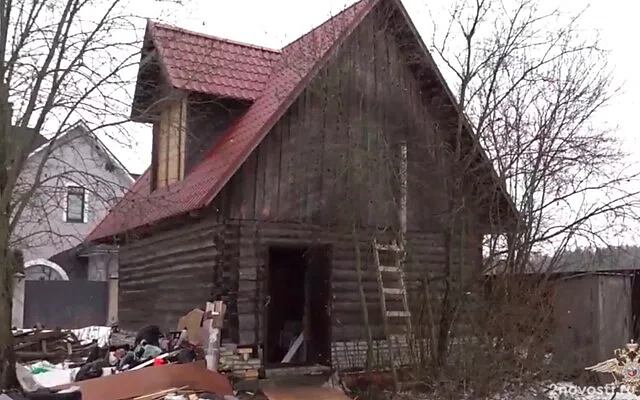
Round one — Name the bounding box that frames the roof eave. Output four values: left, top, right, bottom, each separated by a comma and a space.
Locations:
130, 20, 176, 122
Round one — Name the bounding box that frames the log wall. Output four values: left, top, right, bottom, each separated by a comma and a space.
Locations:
117, 214, 480, 370
117, 1, 491, 371
117, 218, 224, 332
228, 219, 481, 370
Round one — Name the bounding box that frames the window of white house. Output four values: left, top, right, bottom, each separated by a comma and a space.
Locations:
65, 186, 86, 223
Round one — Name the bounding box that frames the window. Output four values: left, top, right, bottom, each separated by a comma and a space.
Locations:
153, 98, 186, 190
65, 186, 86, 223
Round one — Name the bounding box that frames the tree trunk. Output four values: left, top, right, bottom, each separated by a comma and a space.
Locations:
0, 244, 18, 389
0, 80, 18, 389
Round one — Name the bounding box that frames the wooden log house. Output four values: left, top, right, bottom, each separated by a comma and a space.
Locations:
87, 0, 517, 372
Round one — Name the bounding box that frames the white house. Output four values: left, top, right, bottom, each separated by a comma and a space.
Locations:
13, 121, 135, 281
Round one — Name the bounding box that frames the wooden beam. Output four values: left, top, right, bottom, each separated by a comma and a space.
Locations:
203, 301, 227, 371
281, 332, 304, 363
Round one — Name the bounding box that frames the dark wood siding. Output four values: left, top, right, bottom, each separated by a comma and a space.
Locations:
117, 1, 491, 371
205, 9, 487, 355
551, 274, 631, 374
227, 220, 479, 344
118, 218, 223, 331
185, 94, 248, 173
216, 9, 453, 231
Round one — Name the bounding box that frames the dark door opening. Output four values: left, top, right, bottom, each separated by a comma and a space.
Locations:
265, 245, 331, 366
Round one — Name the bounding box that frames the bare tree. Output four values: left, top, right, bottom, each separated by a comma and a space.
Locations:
12, 124, 134, 271
430, 0, 637, 258
264, 1, 634, 395
409, 0, 640, 395
62, 0, 632, 395
0, 0, 182, 389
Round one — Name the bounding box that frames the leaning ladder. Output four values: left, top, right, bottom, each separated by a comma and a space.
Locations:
372, 238, 412, 390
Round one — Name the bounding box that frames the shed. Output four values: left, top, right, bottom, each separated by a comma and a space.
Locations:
495, 247, 640, 375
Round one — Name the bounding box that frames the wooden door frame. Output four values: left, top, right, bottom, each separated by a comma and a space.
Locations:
262, 241, 332, 367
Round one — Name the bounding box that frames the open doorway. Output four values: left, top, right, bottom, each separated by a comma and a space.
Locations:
265, 245, 331, 367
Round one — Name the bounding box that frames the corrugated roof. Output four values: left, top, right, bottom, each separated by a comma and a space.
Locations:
86, 0, 373, 242
88, 0, 517, 242
149, 21, 282, 100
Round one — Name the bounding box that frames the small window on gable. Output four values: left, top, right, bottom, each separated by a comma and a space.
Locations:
65, 186, 86, 223
153, 98, 186, 190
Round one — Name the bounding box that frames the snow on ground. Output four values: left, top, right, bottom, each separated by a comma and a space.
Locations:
398, 382, 638, 400
488, 382, 639, 400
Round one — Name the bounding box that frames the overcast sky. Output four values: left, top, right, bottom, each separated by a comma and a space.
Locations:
110, 0, 638, 177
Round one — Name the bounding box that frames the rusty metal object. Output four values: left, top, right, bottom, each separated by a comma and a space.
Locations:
54, 361, 232, 400
262, 386, 350, 400
341, 370, 397, 391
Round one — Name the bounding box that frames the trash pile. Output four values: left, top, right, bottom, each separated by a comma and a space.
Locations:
14, 328, 102, 364
8, 300, 354, 400
15, 360, 234, 400
14, 322, 206, 389
113, 386, 212, 400
10, 301, 236, 400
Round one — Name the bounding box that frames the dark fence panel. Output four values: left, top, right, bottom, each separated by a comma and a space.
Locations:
24, 280, 108, 328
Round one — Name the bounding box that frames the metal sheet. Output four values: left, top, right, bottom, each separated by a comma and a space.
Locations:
262, 386, 351, 400
24, 280, 108, 328
53, 361, 233, 400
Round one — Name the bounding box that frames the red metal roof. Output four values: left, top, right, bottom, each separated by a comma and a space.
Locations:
149, 22, 282, 101
86, 0, 374, 242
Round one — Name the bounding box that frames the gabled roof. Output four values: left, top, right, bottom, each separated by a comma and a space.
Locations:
13, 127, 47, 154
29, 121, 135, 184
145, 22, 282, 101
87, 0, 372, 242
87, 0, 515, 242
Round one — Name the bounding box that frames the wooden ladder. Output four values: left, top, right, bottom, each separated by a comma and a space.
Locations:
372, 238, 412, 391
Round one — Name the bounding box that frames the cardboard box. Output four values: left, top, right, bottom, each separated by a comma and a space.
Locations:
177, 308, 205, 346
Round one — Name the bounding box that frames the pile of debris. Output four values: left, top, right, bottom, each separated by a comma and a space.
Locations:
219, 344, 260, 380
15, 360, 236, 400
14, 329, 99, 364
116, 386, 212, 400
9, 299, 354, 400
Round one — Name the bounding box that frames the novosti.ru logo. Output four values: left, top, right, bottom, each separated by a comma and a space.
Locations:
549, 383, 635, 397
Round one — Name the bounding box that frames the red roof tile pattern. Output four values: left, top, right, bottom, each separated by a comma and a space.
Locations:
86, 0, 374, 242
150, 22, 282, 101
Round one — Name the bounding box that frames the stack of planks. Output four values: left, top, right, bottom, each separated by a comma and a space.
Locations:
14, 329, 99, 363
218, 344, 260, 380
129, 385, 205, 400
